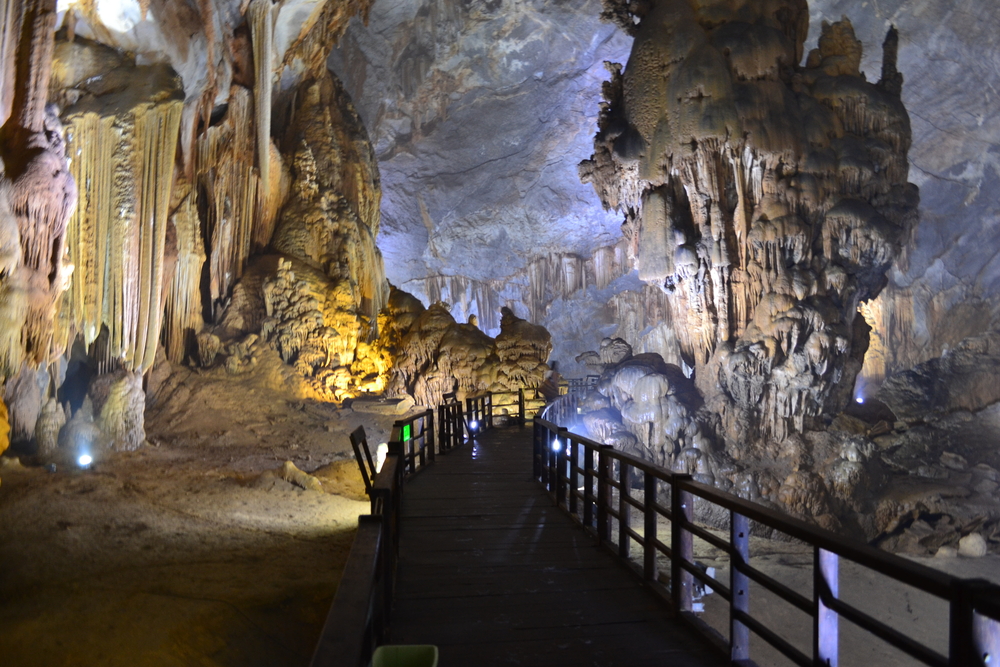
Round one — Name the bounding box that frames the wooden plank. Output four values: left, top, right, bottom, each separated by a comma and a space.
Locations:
388, 427, 724, 667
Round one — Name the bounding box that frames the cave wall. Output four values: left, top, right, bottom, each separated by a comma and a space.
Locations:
0, 0, 386, 459
330, 0, 1000, 384
328, 0, 635, 372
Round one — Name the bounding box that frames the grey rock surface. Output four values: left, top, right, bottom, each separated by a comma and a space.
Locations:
806, 0, 1000, 376
331, 0, 999, 377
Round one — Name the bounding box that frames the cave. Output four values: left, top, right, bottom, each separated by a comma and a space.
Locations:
0, 0, 998, 665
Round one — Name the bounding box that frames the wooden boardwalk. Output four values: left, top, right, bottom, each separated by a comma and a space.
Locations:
390, 426, 724, 667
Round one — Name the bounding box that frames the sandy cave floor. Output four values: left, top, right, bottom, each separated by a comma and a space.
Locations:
0, 351, 398, 667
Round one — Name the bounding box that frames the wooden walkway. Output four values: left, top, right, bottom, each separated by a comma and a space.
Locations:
390, 426, 724, 667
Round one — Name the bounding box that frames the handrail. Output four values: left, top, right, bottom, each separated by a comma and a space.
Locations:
465, 393, 492, 435
313, 392, 481, 667
533, 417, 1000, 667
391, 409, 435, 476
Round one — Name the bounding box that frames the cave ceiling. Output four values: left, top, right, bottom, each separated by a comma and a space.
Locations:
329, 0, 1000, 374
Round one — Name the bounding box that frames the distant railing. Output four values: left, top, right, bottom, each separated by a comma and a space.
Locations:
438, 393, 464, 453
465, 393, 492, 433
533, 417, 1000, 667
391, 409, 435, 476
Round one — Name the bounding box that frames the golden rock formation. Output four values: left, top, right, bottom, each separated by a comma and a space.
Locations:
387, 297, 552, 409
59, 45, 183, 374
582, 1, 918, 448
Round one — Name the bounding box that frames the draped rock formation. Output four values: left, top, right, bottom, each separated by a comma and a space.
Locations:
581, 1, 918, 451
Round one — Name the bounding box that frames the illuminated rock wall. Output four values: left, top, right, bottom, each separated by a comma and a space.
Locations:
0, 0, 381, 454
582, 0, 918, 448
387, 293, 553, 409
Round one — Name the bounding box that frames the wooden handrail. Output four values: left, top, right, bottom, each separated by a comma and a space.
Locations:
532, 417, 1000, 667
313, 393, 480, 667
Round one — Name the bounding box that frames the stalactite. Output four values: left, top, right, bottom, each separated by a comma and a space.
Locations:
0, 0, 22, 127
1, 0, 76, 367
420, 240, 631, 335
197, 86, 260, 314
249, 0, 272, 208
163, 191, 205, 364
62, 64, 183, 373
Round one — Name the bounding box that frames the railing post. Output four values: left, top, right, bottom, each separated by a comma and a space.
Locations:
597, 445, 612, 545
950, 579, 980, 667
671, 474, 693, 613
584, 444, 595, 529
547, 431, 558, 495
731, 511, 750, 662
643, 473, 657, 583
814, 547, 839, 666
518, 388, 525, 426
556, 436, 567, 508
618, 461, 631, 559
417, 416, 426, 470
427, 410, 435, 459
408, 433, 416, 474
486, 392, 493, 429
568, 436, 578, 515
532, 419, 542, 480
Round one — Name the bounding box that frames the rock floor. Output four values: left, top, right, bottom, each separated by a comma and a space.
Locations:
0, 352, 396, 666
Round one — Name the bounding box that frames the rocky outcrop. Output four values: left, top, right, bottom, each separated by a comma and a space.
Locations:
582, 1, 918, 449
387, 296, 552, 409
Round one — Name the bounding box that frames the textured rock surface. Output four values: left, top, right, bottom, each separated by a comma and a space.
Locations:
584, 1, 918, 447
329, 0, 633, 359
804, 1, 1000, 387
387, 295, 552, 408
330, 0, 1000, 387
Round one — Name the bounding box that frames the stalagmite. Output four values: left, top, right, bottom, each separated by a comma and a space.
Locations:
582, 1, 918, 450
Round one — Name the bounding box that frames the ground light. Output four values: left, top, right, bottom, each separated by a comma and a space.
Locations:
856, 397, 865, 404
551, 439, 561, 453
77, 454, 93, 468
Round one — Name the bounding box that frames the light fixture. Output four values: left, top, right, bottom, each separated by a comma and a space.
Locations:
77, 454, 93, 467
551, 439, 561, 453
469, 420, 478, 431
856, 397, 864, 404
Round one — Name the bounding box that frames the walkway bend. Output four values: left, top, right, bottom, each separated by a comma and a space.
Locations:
390, 426, 724, 667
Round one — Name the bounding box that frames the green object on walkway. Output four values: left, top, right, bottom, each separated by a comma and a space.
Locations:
371, 644, 438, 667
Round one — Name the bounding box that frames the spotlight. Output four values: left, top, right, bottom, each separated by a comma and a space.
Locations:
77, 454, 93, 467
469, 420, 478, 431
551, 439, 562, 453
856, 397, 864, 404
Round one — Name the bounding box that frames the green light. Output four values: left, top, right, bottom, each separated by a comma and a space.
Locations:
401, 424, 411, 441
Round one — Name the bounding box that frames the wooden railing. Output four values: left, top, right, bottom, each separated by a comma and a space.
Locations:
391, 409, 435, 475
311, 449, 402, 667
465, 393, 492, 433
312, 393, 494, 667
532, 418, 1000, 667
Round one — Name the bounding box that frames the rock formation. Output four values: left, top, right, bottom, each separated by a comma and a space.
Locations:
0, 0, 381, 452
581, 0, 918, 450
387, 297, 553, 409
